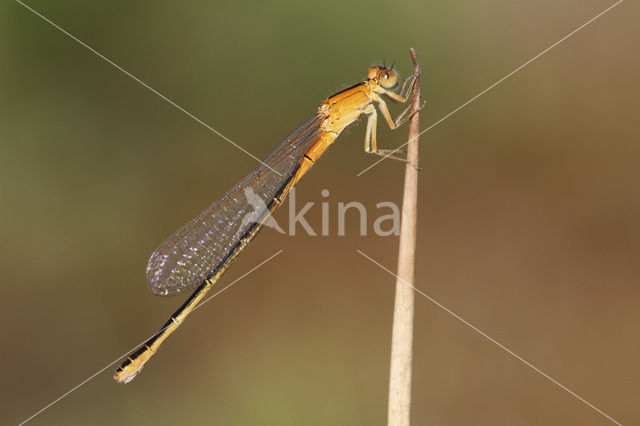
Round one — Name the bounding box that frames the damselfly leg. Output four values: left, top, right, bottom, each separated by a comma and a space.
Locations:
364, 73, 423, 169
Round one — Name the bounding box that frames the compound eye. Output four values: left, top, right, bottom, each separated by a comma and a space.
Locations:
379, 69, 398, 89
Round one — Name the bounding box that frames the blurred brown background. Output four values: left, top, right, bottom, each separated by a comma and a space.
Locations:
1, 0, 638, 424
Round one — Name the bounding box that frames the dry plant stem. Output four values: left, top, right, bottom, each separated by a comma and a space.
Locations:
387, 48, 420, 426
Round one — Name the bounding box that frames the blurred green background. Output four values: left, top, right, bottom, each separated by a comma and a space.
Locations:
1, 0, 638, 424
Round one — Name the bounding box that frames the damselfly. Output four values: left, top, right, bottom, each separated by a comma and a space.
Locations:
114, 64, 420, 383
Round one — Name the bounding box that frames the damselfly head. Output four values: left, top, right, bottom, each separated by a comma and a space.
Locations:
368, 66, 399, 90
